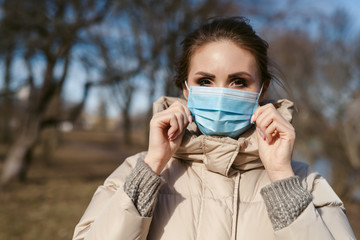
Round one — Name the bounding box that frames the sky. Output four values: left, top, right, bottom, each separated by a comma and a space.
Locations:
3, 0, 359, 119
305, 0, 360, 30
80, 0, 360, 118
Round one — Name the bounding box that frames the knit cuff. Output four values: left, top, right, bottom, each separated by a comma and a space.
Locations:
260, 176, 312, 231
124, 158, 162, 217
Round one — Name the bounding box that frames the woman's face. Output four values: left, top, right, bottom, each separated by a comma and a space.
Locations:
183, 40, 264, 99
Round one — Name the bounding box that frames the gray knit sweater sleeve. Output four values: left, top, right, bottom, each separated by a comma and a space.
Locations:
260, 176, 313, 231
123, 158, 162, 217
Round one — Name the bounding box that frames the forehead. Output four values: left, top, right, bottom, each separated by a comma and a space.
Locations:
189, 41, 259, 79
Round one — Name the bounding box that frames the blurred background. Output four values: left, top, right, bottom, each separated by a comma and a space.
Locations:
0, 0, 359, 239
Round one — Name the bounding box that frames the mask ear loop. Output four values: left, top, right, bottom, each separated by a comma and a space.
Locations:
184, 81, 190, 90
251, 83, 264, 124
255, 83, 264, 104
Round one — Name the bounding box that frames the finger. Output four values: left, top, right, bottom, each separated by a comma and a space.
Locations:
172, 102, 192, 124
265, 120, 295, 143
171, 126, 187, 145
255, 112, 273, 139
157, 103, 188, 124
182, 105, 192, 123
255, 104, 294, 142
167, 114, 180, 139
153, 101, 192, 141
254, 104, 291, 129
256, 127, 266, 142
251, 103, 260, 123
178, 106, 189, 127
256, 104, 276, 118
263, 121, 279, 143
254, 105, 277, 139
252, 104, 271, 122
175, 112, 185, 137
169, 112, 186, 141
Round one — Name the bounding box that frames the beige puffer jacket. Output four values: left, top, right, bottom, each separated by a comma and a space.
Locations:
73, 97, 355, 240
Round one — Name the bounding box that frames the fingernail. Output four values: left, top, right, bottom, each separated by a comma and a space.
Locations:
188, 115, 193, 123
257, 128, 265, 139
250, 115, 255, 123
168, 133, 174, 140
265, 137, 269, 143
170, 134, 178, 141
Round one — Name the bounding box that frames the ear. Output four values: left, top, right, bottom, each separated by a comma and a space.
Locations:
259, 80, 270, 102
183, 84, 189, 100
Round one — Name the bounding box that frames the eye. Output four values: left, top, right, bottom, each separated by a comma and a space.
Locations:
230, 78, 248, 88
196, 78, 212, 87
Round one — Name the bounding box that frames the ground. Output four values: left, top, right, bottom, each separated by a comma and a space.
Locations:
0, 130, 147, 240
0, 130, 359, 239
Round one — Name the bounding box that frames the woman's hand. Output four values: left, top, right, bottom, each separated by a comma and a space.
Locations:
251, 104, 295, 182
144, 101, 192, 175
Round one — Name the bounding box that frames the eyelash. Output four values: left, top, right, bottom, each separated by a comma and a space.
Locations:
231, 78, 248, 88
195, 77, 249, 87
196, 78, 212, 86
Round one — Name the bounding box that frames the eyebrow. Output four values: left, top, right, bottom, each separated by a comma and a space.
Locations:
195, 71, 254, 81
195, 71, 215, 78
228, 72, 254, 80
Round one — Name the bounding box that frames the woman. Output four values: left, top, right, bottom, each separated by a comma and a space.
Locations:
73, 17, 355, 239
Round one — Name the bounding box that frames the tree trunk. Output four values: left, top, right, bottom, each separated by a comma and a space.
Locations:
122, 107, 132, 145
0, 95, 12, 144
0, 44, 14, 144
0, 117, 40, 187
19, 147, 33, 182
41, 127, 59, 166
146, 72, 156, 146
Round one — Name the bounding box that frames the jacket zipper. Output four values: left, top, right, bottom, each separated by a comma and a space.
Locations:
231, 171, 241, 240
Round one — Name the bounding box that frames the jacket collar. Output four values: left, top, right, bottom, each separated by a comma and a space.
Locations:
153, 96, 294, 177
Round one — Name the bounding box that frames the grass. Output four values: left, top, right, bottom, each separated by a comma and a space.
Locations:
0, 129, 359, 239
0, 130, 147, 240
0, 176, 98, 239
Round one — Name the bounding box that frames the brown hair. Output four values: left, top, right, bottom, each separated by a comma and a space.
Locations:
174, 16, 274, 89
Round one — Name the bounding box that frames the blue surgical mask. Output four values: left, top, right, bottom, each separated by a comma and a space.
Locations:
186, 82, 263, 139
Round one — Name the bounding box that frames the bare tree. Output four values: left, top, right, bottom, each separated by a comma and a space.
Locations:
0, 0, 110, 187
80, 0, 243, 145
268, 8, 360, 201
